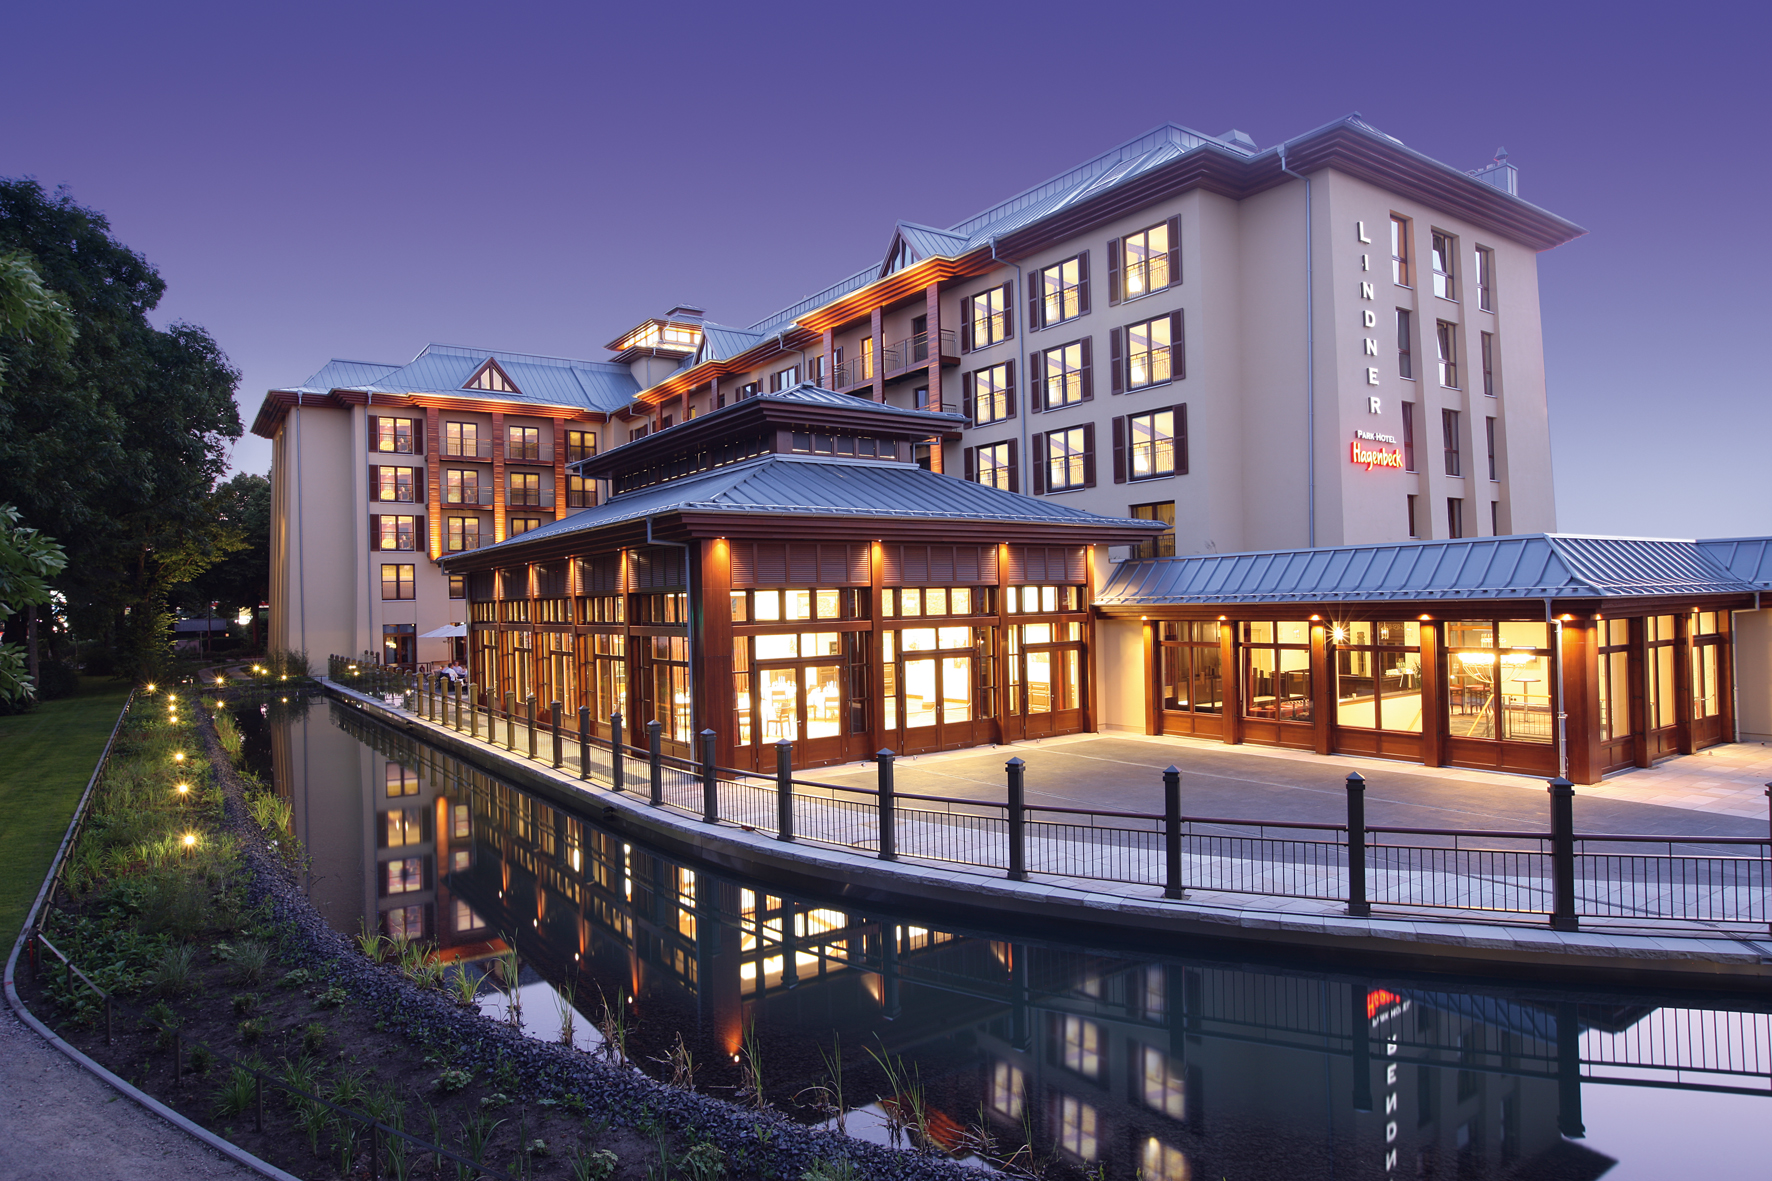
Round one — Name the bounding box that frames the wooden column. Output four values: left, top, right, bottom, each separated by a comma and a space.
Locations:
699, 539, 733, 768
924, 281, 944, 473
1143, 620, 1159, 737
1673, 611, 1695, 755
490, 410, 507, 543
1311, 621, 1332, 755
997, 543, 1015, 744
553, 417, 568, 523
1561, 617, 1603, 785
869, 306, 884, 403
871, 540, 889, 754
1220, 620, 1241, 745
820, 328, 835, 389
1418, 620, 1444, 767
1083, 547, 1098, 731
424, 407, 442, 559
1628, 616, 1651, 768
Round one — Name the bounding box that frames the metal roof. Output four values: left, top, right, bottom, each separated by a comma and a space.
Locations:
333, 343, 639, 413
1697, 537, 1772, 589
1095, 534, 1769, 607
697, 323, 766, 363
445, 453, 1163, 563
286, 358, 402, 395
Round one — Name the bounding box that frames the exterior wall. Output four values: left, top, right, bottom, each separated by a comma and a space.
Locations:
1735, 607, 1772, 742
269, 405, 359, 662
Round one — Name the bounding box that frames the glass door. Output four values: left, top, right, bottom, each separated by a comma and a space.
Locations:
886, 626, 980, 753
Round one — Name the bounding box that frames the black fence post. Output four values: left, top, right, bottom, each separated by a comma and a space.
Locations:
1346, 771, 1370, 917
550, 701, 564, 768
1548, 776, 1579, 931
578, 707, 591, 780
1351, 980, 1373, 1113
452, 679, 463, 731
700, 729, 719, 823
503, 692, 516, 751
526, 696, 537, 760
1163, 765, 1185, 900
1556, 1001, 1585, 1138
647, 720, 663, 805
776, 739, 794, 842
876, 749, 897, 861
609, 713, 624, 793
1006, 757, 1027, 881
1766, 783, 1771, 937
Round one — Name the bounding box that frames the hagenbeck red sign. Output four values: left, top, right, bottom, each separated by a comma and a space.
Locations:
1351, 439, 1404, 471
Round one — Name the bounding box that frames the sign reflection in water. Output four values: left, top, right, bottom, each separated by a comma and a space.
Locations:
249, 697, 1771, 1180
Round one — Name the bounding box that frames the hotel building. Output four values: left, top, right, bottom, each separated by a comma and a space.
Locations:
256, 114, 1772, 781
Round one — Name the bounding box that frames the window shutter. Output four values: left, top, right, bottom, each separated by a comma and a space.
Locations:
1079, 336, 1094, 402
962, 371, 976, 425
1175, 403, 1189, 476
416, 467, 426, 502
1170, 310, 1186, 381
1030, 433, 1046, 495
1007, 438, 1019, 494
368, 466, 379, 501
416, 514, 426, 549
1028, 268, 1042, 332
1005, 359, 1017, 419
963, 446, 976, 483
1076, 251, 1091, 315
1112, 416, 1127, 484
1110, 327, 1124, 394
370, 515, 382, 551
1166, 216, 1181, 287
960, 297, 973, 353
1107, 238, 1123, 305
1002, 282, 1014, 339
1082, 422, 1097, 488
413, 420, 424, 455
1027, 350, 1042, 413
367, 415, 381, 452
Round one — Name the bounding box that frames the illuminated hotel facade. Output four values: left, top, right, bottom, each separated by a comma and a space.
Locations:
258, 114, 1772, 781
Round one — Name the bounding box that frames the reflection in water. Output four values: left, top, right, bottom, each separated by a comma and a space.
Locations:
246, 696, 1772, 1179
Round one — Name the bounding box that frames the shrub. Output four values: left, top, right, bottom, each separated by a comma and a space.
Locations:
147, 944, 198, 996
238, 1017, 266, 1044
434, 1067, 471, 1094
213, 1065, 258, 1118
188, 1045, 215, 1074
313, 985, 347, 1010
302, 1022, 327, 1053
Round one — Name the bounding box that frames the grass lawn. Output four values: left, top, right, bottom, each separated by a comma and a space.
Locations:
0, 677, 133, 942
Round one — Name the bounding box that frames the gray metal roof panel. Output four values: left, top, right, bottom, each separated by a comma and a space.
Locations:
354, 344, 638, 412
1095, 534, 1759, 607
285, 358, 402, 395
698, 323, 766, 363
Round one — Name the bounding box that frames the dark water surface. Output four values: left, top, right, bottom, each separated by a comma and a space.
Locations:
238, 694, 1770, 1180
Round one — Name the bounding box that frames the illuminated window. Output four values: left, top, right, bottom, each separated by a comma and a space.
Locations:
1034, 254, 1088, 328
1130, 502, 1175, 559
565, 429, 596, 463
1118, 220, 1176, 300
1141, 1045, 1187, 1118
613, 321, 701, 353
444, 469, 479, 505
466, 361, 518, 393
448, 574, 465, 599
375, 466, 416, 503
989, 1061, 1024, 1120
509, 517, 543, 537
375, 515, 417, 551
1035, 340, 1090, 410
1243, 621, 1314, 722
444, 421, 480, 457
965, 362, 1014, 425
446, 516, 481, 552
962, 284, 1012, 351
566, 475, 595, 509
1444, 621, 1552, 742
383, 905, 423, 939
968, 441, 1016, 492
380, 564, 416, 601
1041, 426, 1092, 492
1431, 231, 1456, 300
373, 417, 416, 453
1060, 1014, 1101, 1078
1390, 215, 1411, 286
452, 899, 484, 931
506, 426, 542, 461
1142, 1138, 1191, 1181
383, 807, 423, 848
383, 857, 424, 895
385, 764, 419, 797
1126, 408, 1179, 480
1053, 1093, 1098, 1161
1120, 313, 1180, 390
508, 471, 541, 507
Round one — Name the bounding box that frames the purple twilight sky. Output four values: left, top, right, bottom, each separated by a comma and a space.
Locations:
3, 0, 1768, 539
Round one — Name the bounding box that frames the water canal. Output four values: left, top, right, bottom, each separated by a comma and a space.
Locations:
238, 693, 1770, 1179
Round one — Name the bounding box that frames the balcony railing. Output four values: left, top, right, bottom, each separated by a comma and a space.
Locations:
441, 441, 496, 459
505, 443, 555, 462
445, 534, 490, 552
442, 489, 496, 506
883, 328, 958, 376
506, 489, 554, 508
832, 356, 874, 391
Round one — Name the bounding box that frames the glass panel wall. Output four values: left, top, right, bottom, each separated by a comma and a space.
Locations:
1691, 611, 1723, 720
1444, 621, 1552, 743
1157, 622, 1223, 714
1596, 618, 1632, 742
1242, 621, 1313, 721
1645, 615, 1677, 731
1332, 621, 1422, 731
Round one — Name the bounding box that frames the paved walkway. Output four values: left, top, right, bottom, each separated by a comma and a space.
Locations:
0, 1006, 262, 1181
806, 733, 1772, 839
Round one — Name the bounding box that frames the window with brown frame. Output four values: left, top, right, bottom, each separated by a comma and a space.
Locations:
508, 471, 541, 506
509, 516, 543, 537
565, 429, 596, 463
506, 426, 542, 461
1109, 311, 1184, 393
1032, 425, 1094, 493
961, 284, 1013, 352
1130, 502, 1175, 559
1113, 405, 1185, 483
371, 416, 420, 454
448, 574, 466, 600
1242, 621, 1313, 722
1030, 339, 1092, 411
443, 421, 480, 457
566, 475, 595, 508
444, 468, 480, 504
380, 563, 416, 601
1030, 253, 1089, 329
371, 515, 420, 551
963, 440, 1018, 492
371, 465, 420, 503
1157, 621, 1221, 714
1110, 218, 1180, 304
964, 362, 1015, 426
446, 516, 481, 552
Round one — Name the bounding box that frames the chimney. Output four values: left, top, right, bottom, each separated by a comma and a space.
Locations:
1468, 147, 1518, 196
665, 304, 706, 324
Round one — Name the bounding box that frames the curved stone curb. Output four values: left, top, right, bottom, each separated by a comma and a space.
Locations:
2, 694, 301, 1181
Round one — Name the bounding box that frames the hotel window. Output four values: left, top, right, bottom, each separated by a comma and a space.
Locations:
1032, 339, 1091, 410
1474, 246, 1495, 311
1436, 321, 1458, 387
1481, 332, 1495, 396
452, 899, 485, 932
1692, 611, 1724, 721
383, 857, 424, 896
1431, 231, 1456, 299
385, 764, 419, 797
1031, 253, 1089, 329
1142, 1139, 1191, 1181
380, 563, 416, 601
961, 283, 1012, 351
1447, 497, 1464, 538
373, 466, 418, 503
1486, 417, 1498, 480
964, 362, 1014, 425
1053, 1093, 1098, 1162
1390, 215, 1411, 286
988, 1061, 1024, 1121
1060, 1014, 1102, 1078
1407, 494, 1419, 537
448, 574, 465, 599
1141, 1045, 1187, 1119
770, 365, 800, 391
508, 471, 541, 506
446, 516, 481, 552
1444, 621, 1553, 743
1401, 402, 1417, 471
1131, 502, 1176, 559
373, 515, 419, 551
444, 468, 480, 504
565, 429, 596, 463
1116, 406, 1184, 482
1646, 615, 1678, 730
383, 905, 424, 940
1442, 409, 1462, 476
1491, 501, 1500, 535
813, 354, 826, 386
382, 806, 423, 848
372, 416, 418, 454
509, 516, 543, 536
1243, 621, 1313, 721
1596, 618, 1633, 743
1032, 425, 1094, 493
1112, 311, 1183, 392
566, 475, 594, 508
1396, 309, 1414, 378
1112, 217, 1179, 303
858, 338, 874, 382
451, 803, 470, 838
1158, 621, 1222, 719
506, 425, 541, 460
964, 440, 1018, 492
1333, 621, 1423, 733
443, 421, 479, 457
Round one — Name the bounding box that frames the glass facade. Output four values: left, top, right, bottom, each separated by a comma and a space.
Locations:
1242, 621, 1313, 722
1444, 621, 1552, 743
1332, 621, 1422, 732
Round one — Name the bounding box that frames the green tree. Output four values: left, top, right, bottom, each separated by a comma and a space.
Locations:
0, 505, 67, 701
172, 470, 271, 628
0, 179, 242, 680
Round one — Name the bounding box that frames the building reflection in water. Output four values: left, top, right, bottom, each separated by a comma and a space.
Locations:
257, 699, 1772, 1180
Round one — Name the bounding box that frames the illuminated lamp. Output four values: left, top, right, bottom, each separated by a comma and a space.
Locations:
176, 783, 190, 795
1331, 626, 1347, 642
173, 751, 185, 762
182, 833, 197, 847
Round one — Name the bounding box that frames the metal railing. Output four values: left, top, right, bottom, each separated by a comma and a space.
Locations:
441, 488, 495, 506
883, 328, 958, 375
505, 443, 555, 462
831, 355, 874, 390
326, 657, 1772, 933
505, 488, 554, 508
441, 440, 496, 459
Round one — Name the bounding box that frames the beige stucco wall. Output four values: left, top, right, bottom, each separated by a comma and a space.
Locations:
1734, 608, 1772, 742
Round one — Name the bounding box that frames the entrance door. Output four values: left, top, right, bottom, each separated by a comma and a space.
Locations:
886, 626, 980, 754
1007, 622, 1083, 741
1643, 615, 1680, 762
756, 664, 848, 766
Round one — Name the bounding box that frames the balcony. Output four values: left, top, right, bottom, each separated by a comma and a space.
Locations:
445, 534, 491, 553
442, 488, 496, 506
883, 328, 958, 377
832, 355, 874, 392
506, 488, 555, 509
505, 443, 555, 463
441, 441, 496, 460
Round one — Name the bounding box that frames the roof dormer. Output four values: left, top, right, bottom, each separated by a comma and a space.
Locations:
464, 358, 521, 394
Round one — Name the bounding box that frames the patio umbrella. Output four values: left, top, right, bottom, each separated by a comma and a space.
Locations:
417, 623, 468, 638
